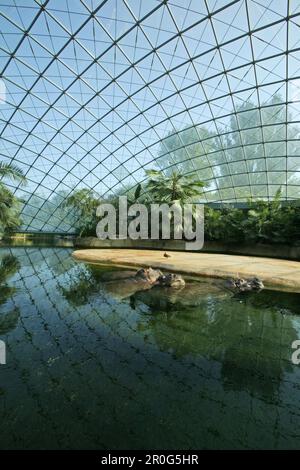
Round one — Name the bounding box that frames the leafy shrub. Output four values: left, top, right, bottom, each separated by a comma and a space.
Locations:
205, 190, 300, 245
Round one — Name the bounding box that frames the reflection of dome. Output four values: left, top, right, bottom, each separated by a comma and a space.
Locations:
139, 290, 298, 401
135, 281, 228, 310
1, 1, 299, 232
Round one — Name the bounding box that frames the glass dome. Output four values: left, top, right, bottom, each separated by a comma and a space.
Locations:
0, 0, 299, 231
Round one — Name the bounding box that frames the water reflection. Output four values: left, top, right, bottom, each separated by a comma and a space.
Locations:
57, 258, 300, 400
138, 283, 300, 398
0, 248, 300, 449
0, 254, 20, 334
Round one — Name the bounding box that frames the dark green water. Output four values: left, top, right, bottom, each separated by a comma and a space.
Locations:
0, 247, 300, 449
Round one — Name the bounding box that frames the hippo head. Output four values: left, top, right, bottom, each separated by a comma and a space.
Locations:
250, 277, 264, 290
168, 274, 185, 288
225, 278, 251, 292
135, 267, 162, 284
158, 273, 185, 288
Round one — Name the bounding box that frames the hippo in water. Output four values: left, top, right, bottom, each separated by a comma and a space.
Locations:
225, 277, 264, 294
135, 267, 163, 284
134, 268, 185, 288
157, 273, 185, 289
102, 267, 184, 299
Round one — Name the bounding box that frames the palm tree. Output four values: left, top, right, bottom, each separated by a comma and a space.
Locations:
144, 169, 205, 204
0, 162, 26, 233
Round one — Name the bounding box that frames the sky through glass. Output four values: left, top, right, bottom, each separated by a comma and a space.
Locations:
0, 0, 300, 231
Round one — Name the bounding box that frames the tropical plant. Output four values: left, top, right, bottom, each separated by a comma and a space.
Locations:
204, 189, 300, 245
109, 182, 144, 206
22, 190, 76, 232
243, 188, 287, 243
205, 206, 245, 242
0, 162, 25, 182
0, 162, 26, 233
144, 169, 205, 204
60, 188, 101, 236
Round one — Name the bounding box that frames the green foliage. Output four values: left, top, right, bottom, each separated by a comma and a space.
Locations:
134, 183, 142, 202
110, 183, 146, 206
0, 162, 26, 233
21, 190, 76, 232
0, 254, 20, 334
60, 188, 101, 236
0, 187, 22, 232
0, 163, 26, 184
205, 206, 245, 242
0, 254, 20, 284
60, 175, 299, 246
242, 189, 283, 242
205, 190, 300, 245
144, 169, 205, 203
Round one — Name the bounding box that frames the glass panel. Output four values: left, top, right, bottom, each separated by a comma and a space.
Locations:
0, 0, 298, 230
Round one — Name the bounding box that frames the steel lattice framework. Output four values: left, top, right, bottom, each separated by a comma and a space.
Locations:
0, 0, 300, 232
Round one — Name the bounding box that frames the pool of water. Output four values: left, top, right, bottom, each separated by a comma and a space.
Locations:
0, 247, 300, 449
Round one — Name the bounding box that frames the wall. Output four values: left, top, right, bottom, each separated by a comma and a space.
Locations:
2, 233, 299, 261
1, 233, 75, 247
74, 237, 300, 261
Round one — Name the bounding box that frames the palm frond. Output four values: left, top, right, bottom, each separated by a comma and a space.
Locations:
0, 162, 26, 185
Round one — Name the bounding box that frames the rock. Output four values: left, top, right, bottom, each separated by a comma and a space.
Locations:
157, 273, 185, 288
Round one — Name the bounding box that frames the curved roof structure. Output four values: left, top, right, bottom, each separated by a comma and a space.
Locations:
0, 0, 300, 231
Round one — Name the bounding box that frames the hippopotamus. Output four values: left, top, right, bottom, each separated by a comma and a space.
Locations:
135, 269, 185, 288
135, 267, 163, 284
225, 277, 264, 294
102, 267, 184, 300
157, 273, 185, 289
